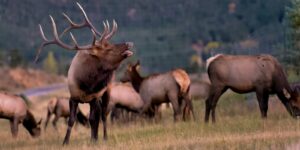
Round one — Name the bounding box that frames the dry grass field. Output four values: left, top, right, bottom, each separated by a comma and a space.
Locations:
0, 90, 300, 150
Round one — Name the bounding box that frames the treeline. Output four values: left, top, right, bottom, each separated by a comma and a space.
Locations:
0, 0, 295, 74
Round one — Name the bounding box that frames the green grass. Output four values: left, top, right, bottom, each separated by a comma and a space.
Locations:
0, 91, 300, 150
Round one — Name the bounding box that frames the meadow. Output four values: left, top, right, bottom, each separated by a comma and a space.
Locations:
0, 91, 300, 150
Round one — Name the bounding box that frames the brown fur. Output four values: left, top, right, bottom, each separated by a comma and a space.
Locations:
0, 92, 41, 138
172, 69, 191, 94
205, 54, 299, 123
44, 97, 89, 130
36, 3, 133, 144
121, 61, 195, 121
189, 80, 211, 100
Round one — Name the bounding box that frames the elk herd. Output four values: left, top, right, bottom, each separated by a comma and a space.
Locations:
0, 2, 299, 146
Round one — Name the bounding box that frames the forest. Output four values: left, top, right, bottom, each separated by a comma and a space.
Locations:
0, 0, 298, 74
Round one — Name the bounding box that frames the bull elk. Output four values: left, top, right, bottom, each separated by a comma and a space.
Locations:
36, 3, 133, 144
205, 54, 300, 123
121, 61, 195, 121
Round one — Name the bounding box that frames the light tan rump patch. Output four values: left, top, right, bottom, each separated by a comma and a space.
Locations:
206, 54, 223, 69
172, 69, 191, 94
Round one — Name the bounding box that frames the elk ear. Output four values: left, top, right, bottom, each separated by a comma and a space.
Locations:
283, 88, 291, 99
135, 60, 141, 70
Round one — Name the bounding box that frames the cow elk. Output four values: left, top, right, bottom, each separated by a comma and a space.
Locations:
0, 92, 41, 138
36, 3, 133, 144
44, 97, 89, 130
205, 54, 300, 123
121, 61, 195, 121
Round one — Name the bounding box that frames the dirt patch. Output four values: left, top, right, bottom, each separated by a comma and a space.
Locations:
0, 66, 66, 92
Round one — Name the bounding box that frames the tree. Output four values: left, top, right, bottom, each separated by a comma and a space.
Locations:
285, 0, 300, 73
43, 51, 58, 74
8, 49, 23, 68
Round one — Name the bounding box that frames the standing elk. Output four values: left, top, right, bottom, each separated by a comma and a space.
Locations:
44, 97, 89, 130
205, 54, 300, 123
121, 61, 195, 121
36, 3, 133, 144
0, 92, 41, 138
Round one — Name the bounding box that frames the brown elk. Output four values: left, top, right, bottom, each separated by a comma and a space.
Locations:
44, 97, 89, 130
121, 61, 195, 121
0, 92, 41, 138
103, 82, 144, 120
36, 3, 133, 144
189, 80, 210, 100
205, 54, 300, 123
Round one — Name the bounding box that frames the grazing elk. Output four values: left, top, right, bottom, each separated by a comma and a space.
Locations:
0, 92, 41, 138
36, 3, 133, 144
121, 61, 195, 121
44, 97, 89, 130
205, 54, 300, 123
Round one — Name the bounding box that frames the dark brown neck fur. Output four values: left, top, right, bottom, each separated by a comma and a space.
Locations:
130, 69, 144, 93
22, 110, 38, 136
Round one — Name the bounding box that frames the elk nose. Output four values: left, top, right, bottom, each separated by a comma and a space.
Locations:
126, 42, 134, 48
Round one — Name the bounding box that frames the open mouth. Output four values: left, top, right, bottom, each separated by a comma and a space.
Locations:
122, 42, 134, 57
122, 50, 133, 57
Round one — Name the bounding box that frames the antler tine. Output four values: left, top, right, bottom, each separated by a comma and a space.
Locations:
76, 2, 102, 35
99, 21, 108, 42
91, 29, 97, 45
39, 24, 49, 41
50, 15, 77, 50
35, 24, 56, 62
106, 20, 110, 32
50, 15, 95, 50
70, 32, 79, 48
59, 2, 102, 37
59, 13, 83, 37
105, 20, 118, 40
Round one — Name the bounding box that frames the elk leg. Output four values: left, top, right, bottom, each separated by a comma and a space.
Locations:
10, 118, 18, 138
63, 100, 78, 145
89, 99, 100, 142
44, 109, 52, 130
188, 100, 196, 121
52, 115, 60, 130
183, 95, 195, 121
210, 87, 227, 123
256, 90, 269, 118
101, 92, 109, 141
168, 92, 180, 122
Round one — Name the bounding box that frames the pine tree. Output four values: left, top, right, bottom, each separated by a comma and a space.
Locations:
43, 51, 58, 74
285, 0, 300, 72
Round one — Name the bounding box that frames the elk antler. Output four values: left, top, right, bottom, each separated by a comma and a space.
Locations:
60, 2, 102, 37
35, 16, 96, 62
104, 19, 118, 40
35, 2, 119, 62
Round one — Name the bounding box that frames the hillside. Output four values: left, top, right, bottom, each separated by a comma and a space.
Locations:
0, 0, 291, 73
0, 67, 65, 92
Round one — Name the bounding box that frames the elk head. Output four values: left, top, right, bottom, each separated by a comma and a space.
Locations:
289, 87, 300, 116
35, 2, 133, 68
121, 60, 141, 83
